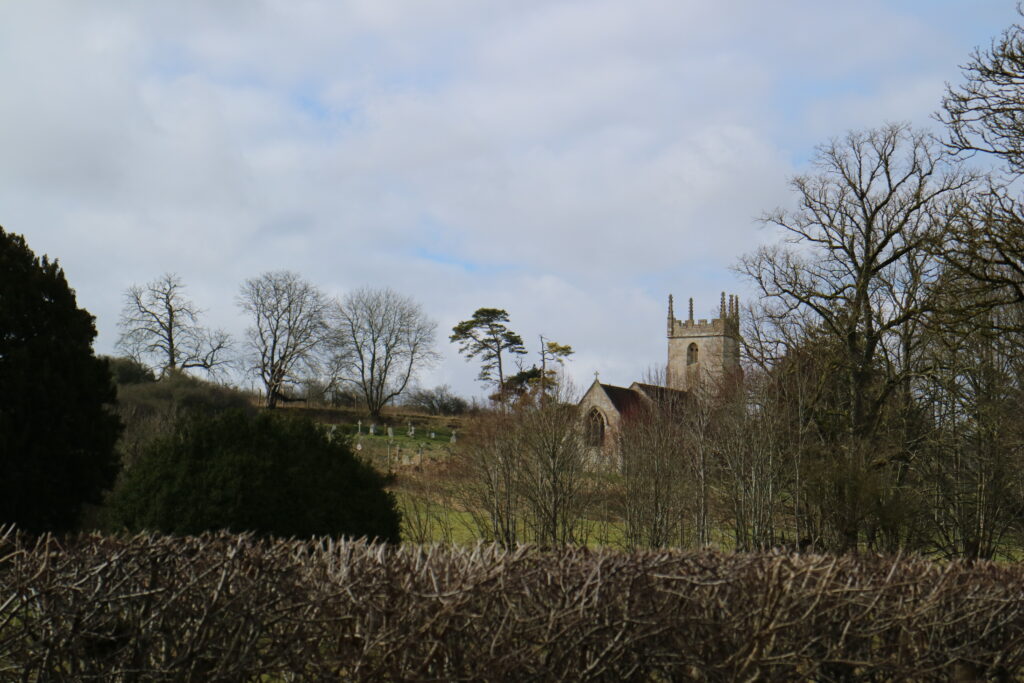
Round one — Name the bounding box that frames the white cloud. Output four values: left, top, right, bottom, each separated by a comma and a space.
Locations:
0, 0, 1018, 397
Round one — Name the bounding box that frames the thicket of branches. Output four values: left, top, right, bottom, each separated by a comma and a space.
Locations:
3, 529, 1024, 681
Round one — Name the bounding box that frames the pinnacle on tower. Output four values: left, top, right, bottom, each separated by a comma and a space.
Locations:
688, 297, 694, 323
668, 294, 674, 321
720, 291, 727, 318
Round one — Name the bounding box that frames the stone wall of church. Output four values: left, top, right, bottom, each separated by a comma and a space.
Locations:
578, 382, 623, 464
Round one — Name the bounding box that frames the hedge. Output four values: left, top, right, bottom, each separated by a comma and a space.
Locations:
1, 529, 1022, 680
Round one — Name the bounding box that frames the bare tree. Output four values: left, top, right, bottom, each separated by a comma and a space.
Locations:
938, 11, 1024, 316
116, 273, 231, 378
618, 380, 693, 549
712, 371, 789, 551
917, 299, 1024, 559
940, 8, 1024, 174
452, 409, 522, 547
453, 379, 595, 547
237, 270, 328, 409
515, 380, 593, 546
326, 287, 439, 418
737, 124, 975, 550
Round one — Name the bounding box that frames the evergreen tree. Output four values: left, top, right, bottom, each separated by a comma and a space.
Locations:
450, 308, 526, 399
108, 409, 401, 542
0, 226, 121, 533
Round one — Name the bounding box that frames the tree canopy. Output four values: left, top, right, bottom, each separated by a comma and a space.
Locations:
237, 270, 329, 409
327, 287, 439, 418
117, 273, 232, 378
0, 226, 121, 533
450, 308, 526, 397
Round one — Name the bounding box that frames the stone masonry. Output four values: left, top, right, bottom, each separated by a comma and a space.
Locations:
665, 292, 740, 392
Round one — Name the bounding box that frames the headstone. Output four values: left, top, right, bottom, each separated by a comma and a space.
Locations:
357, 420, 362, 435
355, 440, 362, 452
369, 423, 376, 436
408, 423, 415, 437
450, 430, 457, 444
430, 431, 436, 440
387, 426, 394, 439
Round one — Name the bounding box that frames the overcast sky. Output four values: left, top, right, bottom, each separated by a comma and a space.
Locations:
1, 1, 1018, 398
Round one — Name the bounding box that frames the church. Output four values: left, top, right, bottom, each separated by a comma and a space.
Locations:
578, 293, 741, 456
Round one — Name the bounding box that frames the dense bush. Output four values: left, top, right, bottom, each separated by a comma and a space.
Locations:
115, 370, 252, 415
3, 531, 1024, 680
113, 369, 255, 468
104, 355, 157, 385
0, 227, 121, 533
106, 410, 400, 541
403, 384, 468, 415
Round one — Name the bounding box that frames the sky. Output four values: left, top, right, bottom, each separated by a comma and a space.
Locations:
0, 1, 1019, 399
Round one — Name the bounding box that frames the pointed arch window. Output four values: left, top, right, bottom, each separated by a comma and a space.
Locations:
586, 409, 605, 447
687, 342, 699, 365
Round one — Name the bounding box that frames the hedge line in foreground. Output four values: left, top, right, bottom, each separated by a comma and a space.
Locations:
1, 528, 1022, 681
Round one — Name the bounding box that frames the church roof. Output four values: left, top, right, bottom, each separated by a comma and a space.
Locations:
598, 383, 649, 419
631, 382, 688, 406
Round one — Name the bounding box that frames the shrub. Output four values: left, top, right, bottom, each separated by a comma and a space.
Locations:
107, 410, 400, 541
5, 533, 1024, 680
403, 384, 468, 415
104, 355, 157, 385
113, 370, 255, 468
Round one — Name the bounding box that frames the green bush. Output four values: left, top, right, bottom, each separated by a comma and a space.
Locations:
107, 410, 400, 542
104, 355, 157, 385
112, 370, 255, 469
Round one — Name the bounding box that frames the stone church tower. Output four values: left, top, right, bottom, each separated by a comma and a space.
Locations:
666, 292, 740, 392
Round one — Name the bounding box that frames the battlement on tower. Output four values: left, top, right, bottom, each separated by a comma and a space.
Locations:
665, 292, 741, 392
666, 293, 740, 339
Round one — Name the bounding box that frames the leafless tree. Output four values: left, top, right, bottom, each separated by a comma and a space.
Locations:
736, 124, 975, 550
453, 379, 594, 547
452, 410, 522, 547
917, 299, 1024, 559
326, 287, 439, 418
116, 273, 231, 378
938, 11, 1024, 316
940, 8, 1024, 174
711, 371, 789, 551
739, 124, 973, 441
514, 380, 593, 546
237, 270, 328, 409
618, 378, 693, 549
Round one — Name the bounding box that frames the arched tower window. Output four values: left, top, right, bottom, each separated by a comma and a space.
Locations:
687, 342, 699, 365
586, 409, 605, 447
